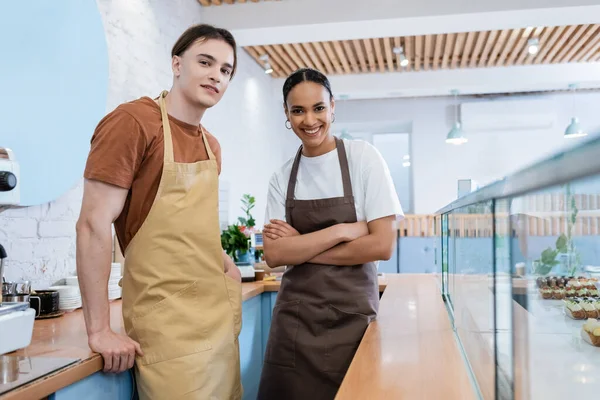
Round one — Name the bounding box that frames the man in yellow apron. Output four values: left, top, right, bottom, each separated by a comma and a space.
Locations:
76, 24, 243, 399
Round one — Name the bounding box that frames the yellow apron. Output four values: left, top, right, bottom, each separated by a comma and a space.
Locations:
121, 90, 243, 399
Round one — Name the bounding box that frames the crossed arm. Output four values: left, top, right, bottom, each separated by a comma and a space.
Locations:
262, 216, 397, 268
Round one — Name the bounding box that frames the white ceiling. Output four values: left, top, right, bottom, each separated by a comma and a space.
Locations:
202, 0, 600, 99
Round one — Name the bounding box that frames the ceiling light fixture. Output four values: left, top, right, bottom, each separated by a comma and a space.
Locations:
393, 46, 409, 67
259, 54, 273, 74
527, 38, 540, 55
446, 89, 467, 145
564, 83, 587, 139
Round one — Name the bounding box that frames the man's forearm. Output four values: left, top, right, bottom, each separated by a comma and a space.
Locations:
264, 225, 345, 268
76, 220, 112, 336
310, 233, 394, 266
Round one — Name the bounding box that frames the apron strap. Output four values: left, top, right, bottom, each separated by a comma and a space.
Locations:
334, 136, 353, 199
158, 90, 175, 164
200, 126, 215, 161
286, 145, 304, 202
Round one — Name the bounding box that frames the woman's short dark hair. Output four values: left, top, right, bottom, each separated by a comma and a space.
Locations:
171, 24, 238, 79
282, 68, 333, 104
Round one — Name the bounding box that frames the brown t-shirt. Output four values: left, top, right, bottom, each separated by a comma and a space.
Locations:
84, 96, 221, 254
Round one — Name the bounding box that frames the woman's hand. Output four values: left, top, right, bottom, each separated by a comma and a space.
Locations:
263, 219, 300, 240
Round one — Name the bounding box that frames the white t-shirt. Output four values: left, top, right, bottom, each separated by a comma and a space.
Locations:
265, 139, 404, 225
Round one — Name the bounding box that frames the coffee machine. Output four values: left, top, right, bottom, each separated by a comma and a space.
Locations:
0, 147, 20, 205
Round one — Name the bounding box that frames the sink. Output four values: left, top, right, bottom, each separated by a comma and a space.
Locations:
0, 302, 29, 317
0, 303, 35, 356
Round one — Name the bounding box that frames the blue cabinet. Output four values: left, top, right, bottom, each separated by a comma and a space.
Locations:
50, 292, 280, 400
50, 369, 134, 400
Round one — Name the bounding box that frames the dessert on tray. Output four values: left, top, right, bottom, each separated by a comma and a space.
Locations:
582, 318, 600, 347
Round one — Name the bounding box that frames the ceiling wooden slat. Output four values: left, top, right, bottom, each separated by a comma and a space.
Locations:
282, 43, 307, 71
211, 0, 222, 4
506, 27, 534, 65
441, 33, 455, 69
300, 42, 326, 73
224, 0, 234, 4
433, 34, 444, 70
516, 26, 544, 65
470, 31, 487, 68
496, 28, 521, 67
264, 45, 293, 75
559, 24, 599, 63
252, 45, 285, 77
487, 29, 510, 67
334, 41, 352, 74
478, 30, 499, 67
290, 43, 315, 70
383, 37, 395, 72
525, 26, 556, 65
405, 36, 414, 72
451, 32, 466, 69
272, 44, 298, 73
363, 39, 376, 73
414, 36, 423, 71
373, 38, 386, 73
352, 40, 368, 73
342, 40, 360, 73
198, 0, 211, 5
533, 26, 566, 64
323, 41, 344, 74
243, 23, 598, 77
460, 31, 476, 68
573, 32, 600, 62
312, 42, 335, 75
543, 25, 577, 63
424, 35, 434, 70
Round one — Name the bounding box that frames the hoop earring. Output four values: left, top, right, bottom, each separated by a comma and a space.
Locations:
332, 113, 336, 123
285, 120, 292, 129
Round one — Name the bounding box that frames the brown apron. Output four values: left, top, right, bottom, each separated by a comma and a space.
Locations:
257, 137, 379, 400
121, 90, 243, 400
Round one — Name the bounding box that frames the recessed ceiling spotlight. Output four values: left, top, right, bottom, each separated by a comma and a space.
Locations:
527, 38, 540, 55
393, 46, 410, 67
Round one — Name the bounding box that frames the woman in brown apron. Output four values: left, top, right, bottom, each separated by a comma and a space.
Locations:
257, 68, 402, 400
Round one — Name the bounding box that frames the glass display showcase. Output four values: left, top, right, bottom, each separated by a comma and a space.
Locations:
436, 136, 600, 399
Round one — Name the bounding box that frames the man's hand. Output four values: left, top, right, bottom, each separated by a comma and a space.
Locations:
223, 250, 241, 282
89, 328, 143, 373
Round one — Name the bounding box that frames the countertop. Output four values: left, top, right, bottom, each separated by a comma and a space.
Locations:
1, 275, 473, 400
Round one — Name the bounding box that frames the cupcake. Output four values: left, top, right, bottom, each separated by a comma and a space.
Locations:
566, 287, 577, 298
588, 288, 599, 298
578, 288, 589, 297
582, 318, 600, 346
564, 299, 586, 319
541, 287, 553, 299
553, 288, 566, 300
582, 300, 599, 319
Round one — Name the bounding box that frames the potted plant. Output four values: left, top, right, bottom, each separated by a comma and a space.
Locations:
221, 225, 250, 263
237, 194, 256, 235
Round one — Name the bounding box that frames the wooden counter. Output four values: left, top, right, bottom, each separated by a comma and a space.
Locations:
336, 274, 477, 400
2, 275, 473, 400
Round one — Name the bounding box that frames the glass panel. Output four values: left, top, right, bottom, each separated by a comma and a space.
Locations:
450, 201, 496, 399
511, 177, 600, 399
494, 198, 514, 399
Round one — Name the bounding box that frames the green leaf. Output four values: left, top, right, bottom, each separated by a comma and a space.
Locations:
556, 234, 568, 253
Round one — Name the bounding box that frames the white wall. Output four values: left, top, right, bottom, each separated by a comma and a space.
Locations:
0, 0, 296, 287
334, 91, 600, 214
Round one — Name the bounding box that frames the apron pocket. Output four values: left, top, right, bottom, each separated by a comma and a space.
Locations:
264, 300, 301, 368
131, 281, 212, 366
224, 275, 243, 337
324, 304, 371, 374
